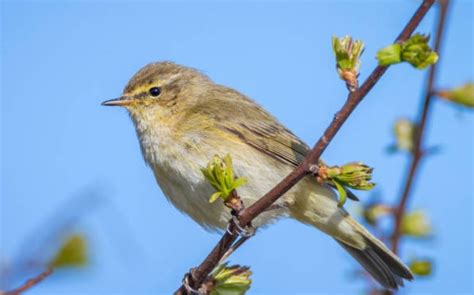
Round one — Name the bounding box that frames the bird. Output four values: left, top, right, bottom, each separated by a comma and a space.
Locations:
102, 61, 413, 290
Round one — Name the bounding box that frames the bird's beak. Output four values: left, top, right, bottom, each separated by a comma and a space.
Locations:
101, 96, 133, 107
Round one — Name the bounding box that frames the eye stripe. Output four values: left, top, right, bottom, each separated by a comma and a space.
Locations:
133, 92, 148, 99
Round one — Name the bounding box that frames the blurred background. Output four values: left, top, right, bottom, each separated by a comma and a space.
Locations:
1, 0, 473, 294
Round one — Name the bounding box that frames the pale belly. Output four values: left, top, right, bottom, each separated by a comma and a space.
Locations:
149, 142, 297, 231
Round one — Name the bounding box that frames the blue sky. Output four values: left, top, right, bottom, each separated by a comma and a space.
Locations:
1, 1, 473, 294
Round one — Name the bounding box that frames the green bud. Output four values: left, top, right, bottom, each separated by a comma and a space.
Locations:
401, 210, 432, 237
208, 262, 252, 295
363, 203, 392, 225
332, 36, 364, 90
332, 35, 364, 72
50, 234, 88, 268
334, 162, 375, 191
401, 34, 438, 69
392, 118, 417, 153
437, 82, 474, 108
409, 259, 433, 276
320, 162, 375, 207
376, 33, 438, 69
201, 154, 247, 204
376, 44, 402, 66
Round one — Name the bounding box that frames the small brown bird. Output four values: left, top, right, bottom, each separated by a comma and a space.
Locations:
103, 61, 413, 290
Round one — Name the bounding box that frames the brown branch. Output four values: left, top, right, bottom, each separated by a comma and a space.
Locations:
390, 0, 450, 256
175, 1, 435, 293
4, 267, 53, 295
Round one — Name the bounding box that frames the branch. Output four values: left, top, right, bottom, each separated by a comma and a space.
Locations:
176, 1, 435, 293
3, 267, 53, 295
391, 0, 450, 255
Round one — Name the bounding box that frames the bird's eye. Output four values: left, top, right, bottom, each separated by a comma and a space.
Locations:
149, 87, 161, 97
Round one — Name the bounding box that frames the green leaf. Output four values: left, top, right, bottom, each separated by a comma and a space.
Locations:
232, 177, 247, 190
333, 180, 347, 208
402, 34, 438, 69
201, 154, 247, 204
335, 162, 375, 190
413, 51, 438, 69
319, 162, 375, 207
209, 192, 223, 203
209, 262, 252, 295
332, 35, 365, 75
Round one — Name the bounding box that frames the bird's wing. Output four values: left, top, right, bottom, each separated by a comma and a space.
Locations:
188, 85, 310, 167
219, 118, 309, 167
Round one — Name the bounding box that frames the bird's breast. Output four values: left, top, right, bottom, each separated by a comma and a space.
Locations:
134, 123, 232, 229
134, 122, 294, 230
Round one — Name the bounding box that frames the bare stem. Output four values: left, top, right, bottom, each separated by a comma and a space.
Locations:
175, 1, 435, 293
4, 267, 53, 295
391, 0, 450, 256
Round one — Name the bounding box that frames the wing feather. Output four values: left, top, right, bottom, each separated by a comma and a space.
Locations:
191, 85, 310, 167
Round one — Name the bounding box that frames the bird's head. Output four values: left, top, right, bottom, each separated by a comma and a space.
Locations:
102, 61, 211, 123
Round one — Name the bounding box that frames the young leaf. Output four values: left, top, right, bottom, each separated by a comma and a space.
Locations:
208, 262, 252, 295
332, 35, 365, 90
319, 162, 375, 207
333, 180, 347, 208
209, 192, 223, 203
201, 154, 247, 204
401, 34, 438, 69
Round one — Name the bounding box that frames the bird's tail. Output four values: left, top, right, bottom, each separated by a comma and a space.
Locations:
289, 187, 413, 290
336, 217, 414, 290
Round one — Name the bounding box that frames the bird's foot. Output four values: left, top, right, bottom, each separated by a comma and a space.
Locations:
226, 215, 255, 238
182, 269, 203, 294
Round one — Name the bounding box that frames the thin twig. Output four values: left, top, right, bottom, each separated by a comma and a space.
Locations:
4, 267, 53, 295
390, 0, 450, 255
175, 1, 435, 293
